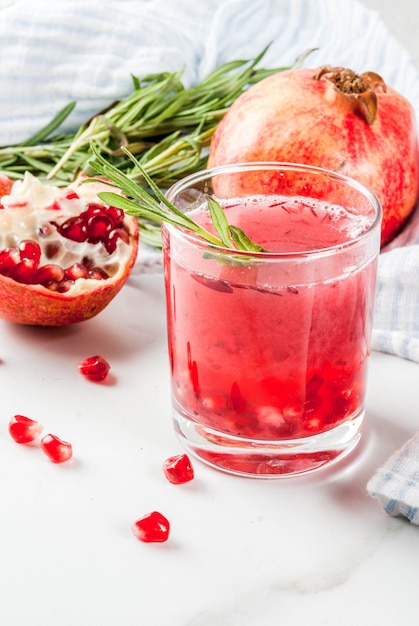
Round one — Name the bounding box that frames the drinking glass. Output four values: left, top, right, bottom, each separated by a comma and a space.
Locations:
162, 162, 382, 477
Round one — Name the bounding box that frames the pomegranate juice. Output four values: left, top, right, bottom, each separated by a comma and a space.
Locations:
163, 192, 379, 475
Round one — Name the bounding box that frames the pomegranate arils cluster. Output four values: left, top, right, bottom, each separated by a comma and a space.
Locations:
54, 202, 127, 253
0, 173, 132, 294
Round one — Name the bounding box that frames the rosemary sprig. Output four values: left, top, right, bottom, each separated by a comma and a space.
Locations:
0, 46, 316, 246
88, 145, 265, 253
0, 47, 280, 185
19, 102, 77, 147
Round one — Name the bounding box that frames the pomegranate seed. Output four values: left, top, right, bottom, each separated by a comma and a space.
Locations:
40, 433, 73, 463
35, 263, 65, 286
305, 373, 324, 398
105, 206, 125, 228
8, 414, 43, 444
44, 280, 60, 292
78, 355, 110, 381
87, 214, 112, 243
105, 228, 129, 253
44, 242, 62, 259
46, 279, 74, 293
332, 393, 352, 419
9, 258, 38, 284
58, 216, 87, 242
0, 247, 20, 276
37, 223, 55, 238
189, 360, 199, 395
19, 240, 41, 264
50, 200, 62, 211
163, 453, 194, 484
0, 174, 13, 198
58, 279, 75, 292
202, 393, 225, 412
186, 342, 199, 395
83, 203, 103, 219
65, 190, 79, 200
132, 511, 170, 543
230, 381, 246, 412
88, 267, 108, 280
64, 263, 88, 280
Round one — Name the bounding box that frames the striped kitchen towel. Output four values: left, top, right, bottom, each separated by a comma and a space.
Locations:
367, 432, 419, 525
372, 243, 419, 364
1, 0, 418, 146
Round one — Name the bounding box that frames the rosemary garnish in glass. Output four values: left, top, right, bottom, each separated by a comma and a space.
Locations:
89, 146, 266, 254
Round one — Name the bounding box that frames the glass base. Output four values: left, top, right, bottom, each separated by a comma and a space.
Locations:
172, 406, 364, 478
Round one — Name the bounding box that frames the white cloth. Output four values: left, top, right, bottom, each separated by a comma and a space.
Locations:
372, 245, 419, 364
367, 432, 419, 525
1, 0, 419, 146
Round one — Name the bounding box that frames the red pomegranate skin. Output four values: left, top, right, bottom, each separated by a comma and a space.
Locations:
0, 263, 136, 326
208, 67, 419, 245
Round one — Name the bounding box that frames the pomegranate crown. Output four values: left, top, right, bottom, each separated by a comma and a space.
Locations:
314, 66, 387, 125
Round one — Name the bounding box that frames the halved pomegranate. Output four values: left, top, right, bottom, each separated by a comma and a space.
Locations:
0, 172, 139, 326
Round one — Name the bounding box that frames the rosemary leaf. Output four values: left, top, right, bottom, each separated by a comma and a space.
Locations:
18, 101, 76, 147
88, 147, 224, 246
206, 195, 233, 248
229, 225, 266, 252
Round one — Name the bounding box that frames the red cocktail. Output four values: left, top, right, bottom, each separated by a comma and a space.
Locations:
162, 163, 381, 477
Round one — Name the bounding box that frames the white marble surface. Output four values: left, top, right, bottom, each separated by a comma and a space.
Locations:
1, 2, 419, 624
0, 273, 418, 626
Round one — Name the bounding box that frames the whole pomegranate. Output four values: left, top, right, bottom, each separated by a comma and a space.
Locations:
0, 172, 139, 326
208, 66, 419, 245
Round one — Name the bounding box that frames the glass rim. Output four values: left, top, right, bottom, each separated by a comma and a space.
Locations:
163, 161, 383, 259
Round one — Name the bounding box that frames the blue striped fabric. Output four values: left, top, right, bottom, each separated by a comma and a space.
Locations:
367, 433, 419, 525
2, 0, 419, 366
1, 0, 419, 144
373, 245, 419, 364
